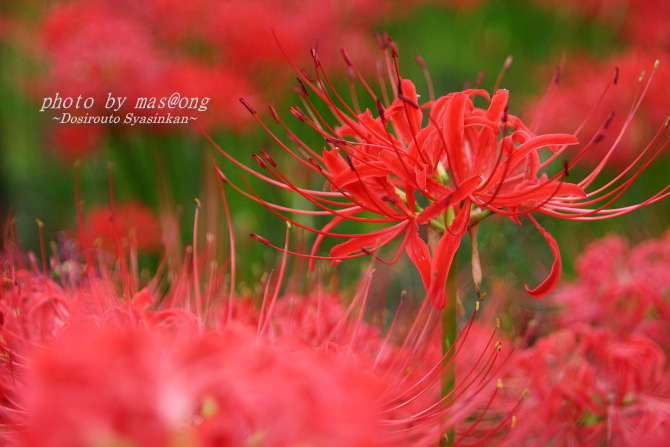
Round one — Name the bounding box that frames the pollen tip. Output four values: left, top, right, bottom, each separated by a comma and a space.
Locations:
497, 378, 503, 389
553, 66, 561, 84
267, 105, 280, 123
389, 38, 398, 58
474, 70, 486, 89
289, 106, 308, 122
260, 150, 277, 167
375, 98, 386, 123
399, 95, 420, 109
252, 153, 267, 170
239, 98, 256, 114
503, 55, 513, 69
343, 152, 355, 170
299, 69, 314, 84
340, 48, 353, 66
511, 415, 517, 429
475, 301, 480, 312
194, 198, 201, 208
250, 233, 271, 246
215, 167, 229, 183
654, 59, 660, 69
375, 32, 389, 50
496, 318, 501, 328
310, 48, 321, 66
295, 77, 309, 97
36, 218, 44, 228
380, 194, 397, 204
325, 137, 348, 146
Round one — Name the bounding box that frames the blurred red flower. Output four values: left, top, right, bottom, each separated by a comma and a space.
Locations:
498, 326, 670, 446
552, 230, 670, 352
0, 220, 509, 446
528, 51, 670, 169
81, 201, 162, 254
6, 0, 432, 161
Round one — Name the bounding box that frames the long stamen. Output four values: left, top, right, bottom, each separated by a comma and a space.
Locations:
35, 219, 47, 277
257, 223, 291, 337
250, 232, 374, 262
192, 199, 202, 312
213, 162, 236, 324
493, 55, 513, 92
416, 55, 435, 103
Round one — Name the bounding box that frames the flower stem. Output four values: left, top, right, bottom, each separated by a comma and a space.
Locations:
440, 260, 457, 446
429, 220, 458, 446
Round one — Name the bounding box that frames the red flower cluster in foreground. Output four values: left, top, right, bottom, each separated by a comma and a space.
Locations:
0, 219, 511, 446
213, 35, 669, 309
491, 231, 670, 446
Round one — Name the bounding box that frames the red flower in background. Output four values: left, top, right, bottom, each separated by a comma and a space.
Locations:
39, 2, 164, 103
47, 123, 103, 161
551, 230, 670, 352
498, 326, 670, 446
476, 232, 670, 446
526, 0, 670, 52
6, 0, 432, 161
215, 36, 669, 309
520, 0, 670, 173
528, 52, 670, 169
81, 201, 161, 254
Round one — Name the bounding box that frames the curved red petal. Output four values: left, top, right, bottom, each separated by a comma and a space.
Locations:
524, 215, 562, 298
405, 223, 432, 290
427, 204, 471, 309
417, 175, 481, 225
329, 222, 408, 258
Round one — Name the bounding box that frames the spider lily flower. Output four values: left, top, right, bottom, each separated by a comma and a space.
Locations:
496, 325, 670, 446
212, 36, 670, 309
0, 202, 514, 446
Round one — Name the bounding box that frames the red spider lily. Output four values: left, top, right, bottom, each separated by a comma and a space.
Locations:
0, 203, 514, 446
211, 35, 670, 309
551, 230, 670, 351
527, 51, 670, 169
496, 325, 670, 446
474, 232, 670, 446
79, 200, 162, 254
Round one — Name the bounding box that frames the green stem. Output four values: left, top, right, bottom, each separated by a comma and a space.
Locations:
429, 217, 458, 446
441, 261, 457, 446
